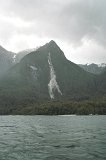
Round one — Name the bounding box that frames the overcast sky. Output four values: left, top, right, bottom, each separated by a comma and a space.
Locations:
0, 0, 106, 64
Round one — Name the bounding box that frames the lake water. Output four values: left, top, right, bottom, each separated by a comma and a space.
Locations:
0, 115, 106, 160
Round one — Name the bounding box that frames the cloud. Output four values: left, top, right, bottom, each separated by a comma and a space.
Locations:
0, 0, 106, 63
66, 39, 106, 64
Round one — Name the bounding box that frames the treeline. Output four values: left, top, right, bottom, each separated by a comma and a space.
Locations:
0, 96, 106, 115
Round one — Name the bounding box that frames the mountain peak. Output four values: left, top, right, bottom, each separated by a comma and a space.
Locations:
44, 40, 65, 58
46, 40, 58, 48
49, 40, 57, 45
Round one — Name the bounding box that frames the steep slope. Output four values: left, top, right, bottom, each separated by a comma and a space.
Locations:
15, 48, 38, 63
79, 63, 106, 74
0, 45, 15, 78
97, 68, 106, 94
0, 40, 96, 106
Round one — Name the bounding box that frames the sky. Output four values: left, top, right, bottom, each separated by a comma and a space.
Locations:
0, 0, 106, 64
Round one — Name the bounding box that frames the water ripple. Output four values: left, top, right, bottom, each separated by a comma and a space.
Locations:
0, 115, 106, 160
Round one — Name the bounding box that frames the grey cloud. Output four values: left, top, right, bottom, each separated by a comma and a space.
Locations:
0, 0, 106, 63
1, 0, 105, 46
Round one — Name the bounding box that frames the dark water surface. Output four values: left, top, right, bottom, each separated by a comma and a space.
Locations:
0, 115, 106, 160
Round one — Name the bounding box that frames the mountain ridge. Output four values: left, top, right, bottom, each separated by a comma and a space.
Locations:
79, 63, 106, 74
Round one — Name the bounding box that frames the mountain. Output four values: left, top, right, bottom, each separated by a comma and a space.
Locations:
15, 48, 38, 63
0, 45, 15, 78
0, 40, 106, 115
78, 63, 106, 74
0, 40, 97, 107
97, 68, 106, 94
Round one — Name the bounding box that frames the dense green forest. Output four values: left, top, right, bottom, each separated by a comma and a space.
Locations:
0, 96, 106, 115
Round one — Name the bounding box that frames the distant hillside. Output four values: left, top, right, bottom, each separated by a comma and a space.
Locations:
0, 45, 15, 78
78, 63, 106, 74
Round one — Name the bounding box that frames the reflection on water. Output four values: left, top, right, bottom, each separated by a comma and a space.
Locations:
0, 115, 106, 160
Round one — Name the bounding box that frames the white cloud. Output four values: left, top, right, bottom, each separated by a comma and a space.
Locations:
66, 39, 106, 64
3, 34, 50, 52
